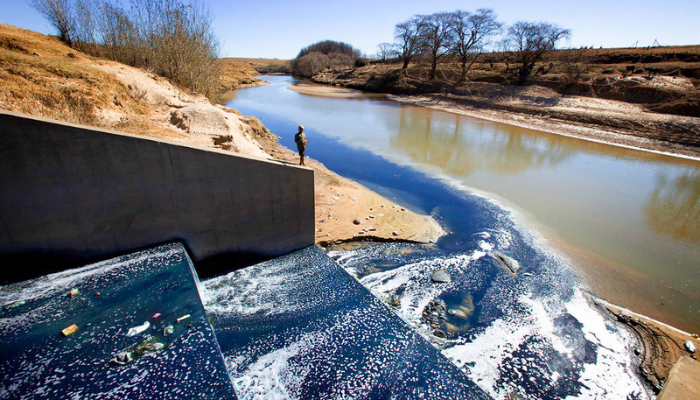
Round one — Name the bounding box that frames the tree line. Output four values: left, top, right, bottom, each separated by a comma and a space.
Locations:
31, 0, 220, 94
292, 9, 570, 85
387, 9, 570, 84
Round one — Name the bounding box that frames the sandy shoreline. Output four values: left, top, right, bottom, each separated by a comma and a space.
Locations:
391, 94, 700, 161
252, 131, 446, 246
287, 83, 367, 98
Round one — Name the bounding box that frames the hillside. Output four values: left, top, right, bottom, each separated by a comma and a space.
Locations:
309, 46, 700, 157
0, 24, 442, 246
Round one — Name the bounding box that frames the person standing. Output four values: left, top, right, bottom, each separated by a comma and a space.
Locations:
294, 125, 308, 166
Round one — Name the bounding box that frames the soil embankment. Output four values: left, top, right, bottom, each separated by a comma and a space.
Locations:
0, 24, 443, 247
309, 49, 700, 158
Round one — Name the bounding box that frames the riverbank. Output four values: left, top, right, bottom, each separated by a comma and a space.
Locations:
251, 129, 445, 246
594, 296, 700, 393
289, 81, 700, 159
0, 24, 445, 248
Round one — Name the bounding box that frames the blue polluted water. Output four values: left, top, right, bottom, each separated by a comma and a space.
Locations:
202, 246, 489, 399
224, 77, 652, 399
0, 243, 236, 400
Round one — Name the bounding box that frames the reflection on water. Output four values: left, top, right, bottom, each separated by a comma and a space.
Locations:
227, 75, 700, 332
645, 169, 700, 243
388, 107, 572, 176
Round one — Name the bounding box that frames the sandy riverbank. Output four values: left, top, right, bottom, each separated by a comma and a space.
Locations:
391, 91, 700, 160
287, 83, 367, 98
290, 81, 700, 159
252, 130, 445, 246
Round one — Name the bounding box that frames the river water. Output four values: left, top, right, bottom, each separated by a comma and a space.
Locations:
222, 75, 699, 399
227, 75, 699, 334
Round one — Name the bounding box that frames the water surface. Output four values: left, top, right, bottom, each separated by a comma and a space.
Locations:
227, 76, 700, 333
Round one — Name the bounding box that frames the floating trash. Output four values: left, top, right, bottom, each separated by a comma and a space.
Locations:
126, 321, 150, 337
163, 325, 174, 336
69, 289, 80, 297
152, 313, 161, 319
176, 314, 190, 323
8, 300, 26, 309
61, 324, 78, 336
110, 351, 134, 366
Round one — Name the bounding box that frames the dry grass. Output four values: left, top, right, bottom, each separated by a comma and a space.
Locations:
0, 24, 181, 139
216, 58, 260, 91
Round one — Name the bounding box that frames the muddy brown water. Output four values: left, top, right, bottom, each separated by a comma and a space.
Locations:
228, 76, 700, 333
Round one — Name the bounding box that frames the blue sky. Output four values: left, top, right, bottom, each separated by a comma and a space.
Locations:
2, 0, 698, 59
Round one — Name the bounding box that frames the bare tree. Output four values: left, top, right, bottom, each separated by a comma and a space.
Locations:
561, 48, 589, 87
376, 42, 392, 62
394, 16, 424, 70
449, 9, 502, 82
504, 21, 570, 84
30, 0, 75, 46
418, 12, 453, 80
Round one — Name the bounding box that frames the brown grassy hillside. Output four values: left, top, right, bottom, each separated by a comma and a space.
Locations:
314, 45, 700, 118
0, 24, 182, 139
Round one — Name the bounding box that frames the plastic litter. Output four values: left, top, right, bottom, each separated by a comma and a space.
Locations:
69, 288, 80, 297
62, 324, 78, 336
8, 300, 26, 309
144, 342, 165, 352
95, 292, 100, 296
135, 336, 166, 354
152, 313, 161, 319
110, 351, 134, 366
126, 321, 150, 337
110, 336, 165, 367
163, 325, 174, 336
176, 314, 190, 323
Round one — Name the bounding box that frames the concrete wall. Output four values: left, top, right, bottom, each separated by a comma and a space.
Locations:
0, 111, 315, 282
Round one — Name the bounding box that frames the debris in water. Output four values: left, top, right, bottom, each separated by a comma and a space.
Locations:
163, 325, 174, 336
68, 288, 79, 297
61, 324, 78, 336
152, 313, 161, 319
177, 314, 190, 323
126, 321, 150, 336
110, 351, 134, 366
8, 300, 26, 309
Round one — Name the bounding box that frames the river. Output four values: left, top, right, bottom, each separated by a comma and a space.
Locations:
227, 75, 699, 334
221, 75, 699, 399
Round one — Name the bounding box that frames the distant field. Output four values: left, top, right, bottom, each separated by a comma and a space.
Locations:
219, 57, 291, 78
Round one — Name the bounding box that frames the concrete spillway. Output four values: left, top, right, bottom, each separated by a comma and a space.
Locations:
0, 243, 237, 399
1, 244, 491, 398
203, 245, 490, 399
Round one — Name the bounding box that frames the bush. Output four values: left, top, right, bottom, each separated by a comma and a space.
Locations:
33, 0, 220, 95
292, 52, 331, 77
292, 40, 362, 77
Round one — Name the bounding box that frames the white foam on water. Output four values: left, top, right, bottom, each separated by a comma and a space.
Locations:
563, 290, 649, 400
227, 338, 310, 400
359, 250, 488, 322
442, 289, 650, 400
0, 246, 181, 305
203, 260, 324, 317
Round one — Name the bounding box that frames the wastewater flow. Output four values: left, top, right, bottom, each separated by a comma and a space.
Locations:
212, 75, 700, 399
